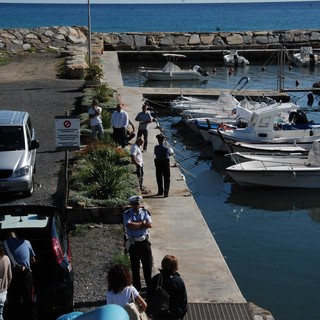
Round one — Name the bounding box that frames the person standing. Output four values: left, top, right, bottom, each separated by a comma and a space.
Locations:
126, 119, 136, 145
154, 133, 173, 197
88, 98, 104, 140
130, 137, 145, 192
106, 264, 147, 311
111, 103, 129, 148
123, 196, 153, 292
135, 103, 153, 151
3, 231, 37, 320
0, 243, 12, 320
147, 255, 187, 320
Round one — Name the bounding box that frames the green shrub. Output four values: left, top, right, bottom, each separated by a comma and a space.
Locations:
84, 63, 103, 80
69, 143, 137, 207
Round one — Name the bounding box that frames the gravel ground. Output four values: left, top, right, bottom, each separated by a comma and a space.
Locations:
0, 52, 123, 317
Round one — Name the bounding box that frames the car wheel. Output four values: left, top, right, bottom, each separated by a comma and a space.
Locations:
23, 177, 34, 197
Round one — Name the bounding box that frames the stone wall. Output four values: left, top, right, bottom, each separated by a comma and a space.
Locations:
1, 27, 320, 53
2, 27, 320, 79
103, 30, 320, 51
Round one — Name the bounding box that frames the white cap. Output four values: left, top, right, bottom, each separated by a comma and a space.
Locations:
129, 195, 143, 204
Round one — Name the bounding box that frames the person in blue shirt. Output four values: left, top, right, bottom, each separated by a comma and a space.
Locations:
3, 231, 37, 320
123, 196, 153, 292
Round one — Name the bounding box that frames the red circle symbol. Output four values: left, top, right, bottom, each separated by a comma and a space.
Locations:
64, 120, 71, 128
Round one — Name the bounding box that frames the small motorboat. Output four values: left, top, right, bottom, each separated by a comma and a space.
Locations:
292, 46, 320, 67
209, 103, 320, 153
170, 95, 219, 114
223, 49, 249, 67
226, 139, 320, 189
225, 140, 312, 154
139, 53, 209, 81
179, 91, 240, 120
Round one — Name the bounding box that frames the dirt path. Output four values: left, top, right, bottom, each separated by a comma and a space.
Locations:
0, 52, 60, 83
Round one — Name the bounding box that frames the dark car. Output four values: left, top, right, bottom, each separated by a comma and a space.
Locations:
0, 205, 75, 318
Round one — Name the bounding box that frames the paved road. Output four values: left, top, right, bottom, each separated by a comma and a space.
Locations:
0, 53, 83, 208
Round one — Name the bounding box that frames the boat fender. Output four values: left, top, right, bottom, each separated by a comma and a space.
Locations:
292, 171, 296, 182
310, 130, 314, 136
228, 68, 234, 76
295, 80, 300, 87
307, 93, 314, 107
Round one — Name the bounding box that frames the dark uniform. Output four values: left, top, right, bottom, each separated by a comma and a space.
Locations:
123, 196, 153, 291
154, 134, 172, 197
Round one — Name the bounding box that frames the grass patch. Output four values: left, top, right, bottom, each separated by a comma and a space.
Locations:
111, 252, 131, 267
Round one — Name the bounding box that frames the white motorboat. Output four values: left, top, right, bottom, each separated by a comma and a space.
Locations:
179, 91, 240, 120
225, 140, 312, 154
185, 117, 238, 141
209, 102, 320, 152
226, 150, 309, 164
226, 140, 320, 189
139, 53, 209, 81
170, 98, 219, 114
292, 46, 320, 67
223, 49, 249, 67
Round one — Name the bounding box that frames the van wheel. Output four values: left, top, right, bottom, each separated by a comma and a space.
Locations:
23, 178, 34, 197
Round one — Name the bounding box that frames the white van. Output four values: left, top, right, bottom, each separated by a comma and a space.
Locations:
0, 110, 39, 196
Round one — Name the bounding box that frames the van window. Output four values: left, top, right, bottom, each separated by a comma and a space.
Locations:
0, 126, 25, 150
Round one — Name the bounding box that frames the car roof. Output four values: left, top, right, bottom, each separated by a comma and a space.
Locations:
0, 110, 29, 125
0, 205, 58, 230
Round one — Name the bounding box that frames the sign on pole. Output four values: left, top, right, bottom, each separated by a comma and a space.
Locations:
55, 116, 80, 150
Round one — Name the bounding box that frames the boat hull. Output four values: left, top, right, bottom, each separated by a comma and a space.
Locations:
140, 70, 201, 81
227, 161, 320, 188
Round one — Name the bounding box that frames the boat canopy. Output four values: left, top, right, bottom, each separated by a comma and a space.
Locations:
162, 61, 182, 72
300, 46, 313, 58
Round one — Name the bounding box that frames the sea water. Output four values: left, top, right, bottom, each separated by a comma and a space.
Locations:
1, 2, 320, 32
121, 60, 320, 320
2, 2, 320, 319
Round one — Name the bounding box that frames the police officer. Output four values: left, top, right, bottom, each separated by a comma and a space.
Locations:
154, 133, 173, 197
123, 196, 153, 292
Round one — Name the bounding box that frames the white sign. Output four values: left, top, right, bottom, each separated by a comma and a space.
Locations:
55, 116, 80, 149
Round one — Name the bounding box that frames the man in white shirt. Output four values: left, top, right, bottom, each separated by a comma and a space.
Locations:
111, 103, 129, 148
88, 98, 103, 140
130, 137, 144, 191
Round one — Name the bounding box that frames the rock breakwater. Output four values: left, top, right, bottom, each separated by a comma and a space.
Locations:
1, 27, 320, 53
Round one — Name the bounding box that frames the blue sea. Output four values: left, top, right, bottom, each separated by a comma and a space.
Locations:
1, 1, 320, 32
2, 2, 320, 320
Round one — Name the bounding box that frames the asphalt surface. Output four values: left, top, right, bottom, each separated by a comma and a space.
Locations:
0, 54, 84, 208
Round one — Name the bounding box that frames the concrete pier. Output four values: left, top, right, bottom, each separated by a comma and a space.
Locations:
101, 51, 254, 319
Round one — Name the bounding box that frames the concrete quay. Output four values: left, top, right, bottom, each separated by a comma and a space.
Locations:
101, 51, 265, 320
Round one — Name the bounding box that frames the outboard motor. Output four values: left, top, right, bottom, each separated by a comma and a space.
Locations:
289, 110, 310, 124
307, 93, 314, 107
233, 54, 239, 67
194, 65, 208, 77
310, 54, 316, 67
